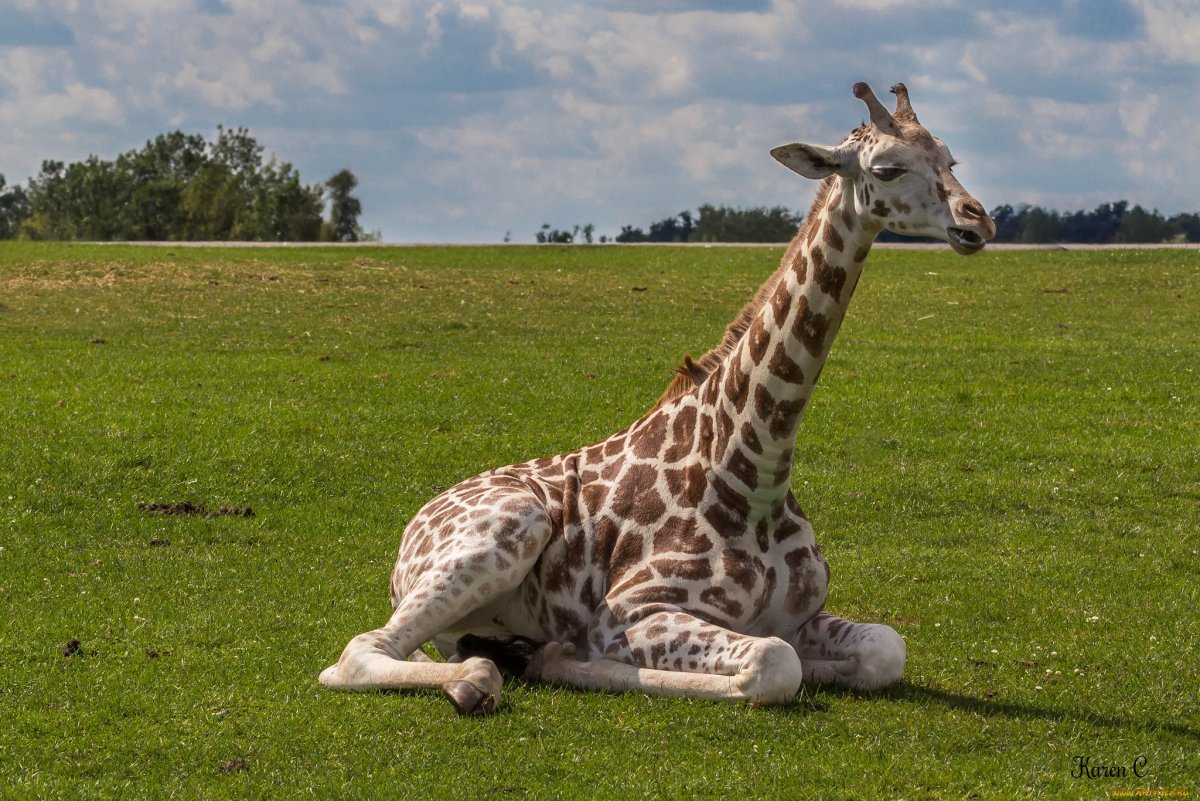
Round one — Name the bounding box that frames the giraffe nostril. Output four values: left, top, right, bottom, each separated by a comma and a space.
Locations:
959, 202, 985, 220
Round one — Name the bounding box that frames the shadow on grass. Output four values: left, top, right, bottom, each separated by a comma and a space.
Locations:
879, 682, 1200, 742
333, 673, 1192, 736
484, 677, 836, 718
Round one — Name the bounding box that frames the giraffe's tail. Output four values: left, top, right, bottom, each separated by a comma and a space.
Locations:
455, 634, 544, 677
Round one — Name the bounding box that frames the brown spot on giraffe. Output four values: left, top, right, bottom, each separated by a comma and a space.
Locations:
749, 566, 778, 622
722, 367, 750, 414
590, 514, 620, 563
603, 434, 627, 457
632, 412, 668, 459
627, 585, 689, 606
653, 558, 714, 582
609, 464, 661, 522
746, 318, 771, 364
841, 205, 857, 232
714, 406, 736, 462
726, 447, 759, 491
753, 383, 777, 422
609, 563, 653, 597
697, 413, 714, 460
579, 574, 601, 609
755, 518, 770, 552
792, 253, 808, 284
813, 258, 847, 302
664, 404, 697, 463
600, 453, 625, 482
652, 515, 714, 555
784, 546, 826, 616
792, 296, 831, 357
702, 497, 745, 538
769, 278, 791, 328
768, 397, 806, 441
740, 421, 763, 455
822, 221, 844, 252
766, 343, 805, 384
723, 550, 763, 593
700, 586, 744, 620
581, 482, 609, 515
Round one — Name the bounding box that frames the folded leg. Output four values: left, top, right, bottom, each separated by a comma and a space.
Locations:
790, 612, 905, 690
526, 609, 803, 705
319, 486, 553, 714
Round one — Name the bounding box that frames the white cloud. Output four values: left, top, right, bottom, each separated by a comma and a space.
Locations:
0, 49, 123, 130
173, 61, 279, 111
835, 0, 954, 8
2, 0, 1199, 240
1131, 0, 1200, 65
1117, 83, 1159, 140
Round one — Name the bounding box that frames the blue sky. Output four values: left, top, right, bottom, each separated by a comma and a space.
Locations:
1, 0, 1197, 242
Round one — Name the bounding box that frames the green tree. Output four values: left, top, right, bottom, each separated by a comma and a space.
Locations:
691, 205, 799, 242
116, 132, 208, 239
0, 174, 31, 239
1018, 207, 1062, 243
615, 224, 647, 243
536, 223, 576, 243
324, 169, 363, 242
22, 161, 72, 240
181, 163, 240, 240
1116, 205, 1173, 243
1168, 212, 1200, 242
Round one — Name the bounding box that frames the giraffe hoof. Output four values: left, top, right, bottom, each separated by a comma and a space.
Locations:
442, 680, 498, 716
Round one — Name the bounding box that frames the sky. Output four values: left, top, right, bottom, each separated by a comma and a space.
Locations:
1, 0, 1197, 243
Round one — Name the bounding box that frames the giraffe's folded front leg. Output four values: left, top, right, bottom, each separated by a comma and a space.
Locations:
790, 611, 905, 690
525, 610, 803, 705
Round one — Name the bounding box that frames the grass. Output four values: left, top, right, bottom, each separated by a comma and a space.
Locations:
0, 241, 1196, 799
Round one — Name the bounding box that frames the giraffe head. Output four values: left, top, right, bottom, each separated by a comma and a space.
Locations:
771, 82, 995, 255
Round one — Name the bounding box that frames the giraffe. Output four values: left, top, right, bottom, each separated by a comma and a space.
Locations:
319, 82, 996, 715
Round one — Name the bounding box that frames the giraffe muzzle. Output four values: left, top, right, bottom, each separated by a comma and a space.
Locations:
947, 226, 986, 255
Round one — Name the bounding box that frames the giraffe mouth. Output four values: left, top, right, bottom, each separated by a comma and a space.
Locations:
947, 227, 986, 255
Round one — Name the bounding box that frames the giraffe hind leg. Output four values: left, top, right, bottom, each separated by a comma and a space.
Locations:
318, 597, 507, 715
320, 489, 553, 714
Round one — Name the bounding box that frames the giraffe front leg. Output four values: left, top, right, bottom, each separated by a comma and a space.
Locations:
790, 611, 906, 690
526, 610, 803, 705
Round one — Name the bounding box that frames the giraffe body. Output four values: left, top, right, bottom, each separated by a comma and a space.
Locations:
320, 83, 996, 712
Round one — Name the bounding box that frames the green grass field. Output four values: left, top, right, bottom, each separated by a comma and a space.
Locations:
1, 241, 1196, 799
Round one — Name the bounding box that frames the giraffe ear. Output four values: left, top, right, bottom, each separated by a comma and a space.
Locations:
770, 143, 854, 180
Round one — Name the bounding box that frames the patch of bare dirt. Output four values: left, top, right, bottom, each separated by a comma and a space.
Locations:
138, 500, 255, 518
218, 758, 248, 775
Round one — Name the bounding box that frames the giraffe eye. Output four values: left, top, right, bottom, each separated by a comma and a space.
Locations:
870, 166, 906, 181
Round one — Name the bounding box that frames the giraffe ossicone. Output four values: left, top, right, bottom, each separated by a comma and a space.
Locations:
320, 82, 996, 714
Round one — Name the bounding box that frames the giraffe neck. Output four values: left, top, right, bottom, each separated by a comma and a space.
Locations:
700, 176, 878, 512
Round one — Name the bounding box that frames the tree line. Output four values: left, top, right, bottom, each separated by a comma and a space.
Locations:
0, 127, 366, 242
536, 200, 1200, 245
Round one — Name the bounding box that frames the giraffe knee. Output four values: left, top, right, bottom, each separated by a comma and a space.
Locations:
854, 625, 906, 690
739, 637, 804, 705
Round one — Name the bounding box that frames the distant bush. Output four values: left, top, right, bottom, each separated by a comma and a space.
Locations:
1, 128, 363, 242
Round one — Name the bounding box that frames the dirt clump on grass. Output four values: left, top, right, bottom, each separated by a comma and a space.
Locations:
138, 500, 255, 518
218, 758, 248, 775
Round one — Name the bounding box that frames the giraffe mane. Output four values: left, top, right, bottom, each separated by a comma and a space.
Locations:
647, 175, 839, 413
